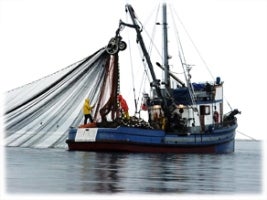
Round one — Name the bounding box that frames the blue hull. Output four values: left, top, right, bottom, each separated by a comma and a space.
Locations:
66, 124, 237, 153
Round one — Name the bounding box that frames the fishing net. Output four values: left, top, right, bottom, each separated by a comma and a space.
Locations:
4, 48, 119, 148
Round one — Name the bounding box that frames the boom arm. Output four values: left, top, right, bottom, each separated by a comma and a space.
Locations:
124, 5, 170, 109
124, 4, 158, 86
106, 4, 172, 126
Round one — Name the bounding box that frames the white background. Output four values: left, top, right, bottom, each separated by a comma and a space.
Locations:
0, 0, 267, 199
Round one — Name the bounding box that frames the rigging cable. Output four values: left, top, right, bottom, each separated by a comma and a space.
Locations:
136, 4, 161, 113
126, 5, 161, 113
125, 7, 141, 115
237, 130, 257, 141
170, 5, 234, 111
126, 24, 138, 114
169, 5, 198, 114
147, 4, 161, 56
171, 6, 215, 81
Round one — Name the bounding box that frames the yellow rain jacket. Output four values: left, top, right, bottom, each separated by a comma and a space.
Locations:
83, 98, 93, 115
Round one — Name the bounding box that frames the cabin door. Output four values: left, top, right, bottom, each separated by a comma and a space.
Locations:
200, 115, 205, 131
200, 105, 211, 132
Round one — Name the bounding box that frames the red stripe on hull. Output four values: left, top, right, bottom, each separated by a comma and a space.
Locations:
66, 141, 217, 153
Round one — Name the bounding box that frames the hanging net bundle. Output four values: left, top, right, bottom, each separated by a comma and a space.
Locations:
4, 48, 119, 148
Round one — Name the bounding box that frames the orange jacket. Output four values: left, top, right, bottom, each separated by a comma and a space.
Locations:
118, 95, 128, 111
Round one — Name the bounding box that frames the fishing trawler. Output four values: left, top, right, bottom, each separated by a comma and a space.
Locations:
66, 4, 240, 153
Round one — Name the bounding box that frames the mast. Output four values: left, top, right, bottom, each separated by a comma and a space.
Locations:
162, 3, 170, 92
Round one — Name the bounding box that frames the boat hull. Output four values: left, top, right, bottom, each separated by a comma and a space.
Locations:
66, 139, 235, 153
66, 124, 237, 153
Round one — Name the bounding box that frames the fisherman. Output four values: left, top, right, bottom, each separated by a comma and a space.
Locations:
83, 98, 94, 124
118, 94, 130, 119
213, 106, 219, 124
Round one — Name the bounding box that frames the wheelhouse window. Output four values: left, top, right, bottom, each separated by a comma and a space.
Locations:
200, 105, 210, 115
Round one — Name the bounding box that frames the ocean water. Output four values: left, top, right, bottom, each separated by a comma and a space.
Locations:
4, 140, 262, 195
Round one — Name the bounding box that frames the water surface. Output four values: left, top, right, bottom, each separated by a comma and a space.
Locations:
5, 140, 262, 194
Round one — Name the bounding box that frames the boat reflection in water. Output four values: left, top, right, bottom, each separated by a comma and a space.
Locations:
6, 141, 261, 194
